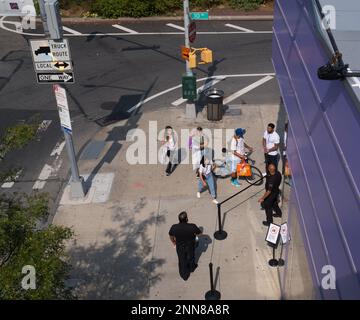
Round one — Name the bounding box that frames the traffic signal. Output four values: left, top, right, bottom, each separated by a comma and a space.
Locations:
200, 48, 213, 64
189, 50, 197, 69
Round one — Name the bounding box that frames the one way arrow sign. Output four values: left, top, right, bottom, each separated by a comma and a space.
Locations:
37, 72, 75, 84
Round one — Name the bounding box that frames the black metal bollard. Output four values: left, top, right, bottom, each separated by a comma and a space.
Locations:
213, 203, 227, 240
205, 263, 221, 300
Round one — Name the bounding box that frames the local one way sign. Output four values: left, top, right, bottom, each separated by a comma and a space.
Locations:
37, 72, 74, 84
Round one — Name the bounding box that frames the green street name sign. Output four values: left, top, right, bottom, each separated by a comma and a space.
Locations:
182, 75, 197, 101
190, 12, 209, 20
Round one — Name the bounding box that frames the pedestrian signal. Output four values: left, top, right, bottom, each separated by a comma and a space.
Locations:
200, 49, 213, 64
189, 51, 197, 69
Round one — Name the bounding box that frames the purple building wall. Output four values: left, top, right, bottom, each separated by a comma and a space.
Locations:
272, 0, 360, 299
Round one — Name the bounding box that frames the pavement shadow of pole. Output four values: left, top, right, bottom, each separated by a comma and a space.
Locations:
83, 141, 122, 194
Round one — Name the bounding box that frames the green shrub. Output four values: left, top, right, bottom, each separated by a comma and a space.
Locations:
229, 0, 265, 11
191, 0, 224, 8
90, 0, 153, 18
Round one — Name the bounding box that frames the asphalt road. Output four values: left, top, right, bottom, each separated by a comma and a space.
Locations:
0, 18, 280, 208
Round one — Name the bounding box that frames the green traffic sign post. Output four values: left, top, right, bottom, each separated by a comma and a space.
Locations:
190, 12, 209, 20
182, 75, 197, 101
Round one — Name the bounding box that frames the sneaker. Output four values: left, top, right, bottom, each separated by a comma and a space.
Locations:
196, 192, 201, 199
262, 221, 270, 227
212, 199, 219, 205
231, 179, 241, 187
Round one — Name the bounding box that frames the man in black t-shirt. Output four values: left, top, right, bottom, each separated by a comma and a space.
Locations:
169, 212, 202, 281
258, 163, 282, 226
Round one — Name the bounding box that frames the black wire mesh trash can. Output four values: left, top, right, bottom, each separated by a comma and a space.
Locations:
205, 89, 224, 121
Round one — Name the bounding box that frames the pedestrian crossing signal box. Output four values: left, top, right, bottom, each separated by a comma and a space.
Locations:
182, 75, 197, 101
200, 49, 213, 64
189, 51, 197, 69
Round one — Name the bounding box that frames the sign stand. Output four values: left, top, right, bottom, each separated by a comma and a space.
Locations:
265, 223, 281, 268
269, 245, 279, 267
278, 222, 290, 267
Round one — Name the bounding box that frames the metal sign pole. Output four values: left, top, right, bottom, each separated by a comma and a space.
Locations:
62, 114, 85, 198
39, 0, 50, 37
183, 0, 196, 119
38, 0, 84, 199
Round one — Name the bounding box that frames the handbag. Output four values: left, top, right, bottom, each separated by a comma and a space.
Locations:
237, 161, 252, 177
284, 160, 291, 177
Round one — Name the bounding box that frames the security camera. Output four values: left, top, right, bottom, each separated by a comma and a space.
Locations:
317, 62, 348, 80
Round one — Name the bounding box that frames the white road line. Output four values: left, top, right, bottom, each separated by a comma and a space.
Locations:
33, 164, 53, 190
37, 120, 52, 134
112, 24, 138, 34
127, 73, 275, 113
171, 77, 226, 106
32, 139, 66, 190
63, 26, 82, 35
0, 18, 272, 36
50, 140, 66, 157
1, 169, 23, 189
225, 23, 254, 32
223, 75, 274, 105
166, 23, 185, 31
1, 181, 15, 189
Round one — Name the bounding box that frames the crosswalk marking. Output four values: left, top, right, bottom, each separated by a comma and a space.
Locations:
223, 76, 273, 105
1, 169, 23, 189
166, 23, 185, 31
32, 139, 66, 190
225, 24, 254, 32
50, 140, 66, 157
37, 120, 52, 134
171, 77, 226, 106
32, 164, 53, 190
112, 24, 138, 34
63, 26, 82, 35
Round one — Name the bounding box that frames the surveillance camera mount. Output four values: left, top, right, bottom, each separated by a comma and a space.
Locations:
315, 0, 360, 80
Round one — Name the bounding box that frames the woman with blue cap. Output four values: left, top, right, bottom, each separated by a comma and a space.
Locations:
229, 128, 253, 187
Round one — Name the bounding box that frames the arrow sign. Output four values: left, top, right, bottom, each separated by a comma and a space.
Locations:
54, 61, 69, 69
34, 60, 72, 72
37, 72, 74, 84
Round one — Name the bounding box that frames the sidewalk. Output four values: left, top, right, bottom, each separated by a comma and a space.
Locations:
53, 104, 283, 300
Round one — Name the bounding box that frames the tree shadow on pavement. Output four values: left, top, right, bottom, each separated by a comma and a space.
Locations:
67, 197, 166, 300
